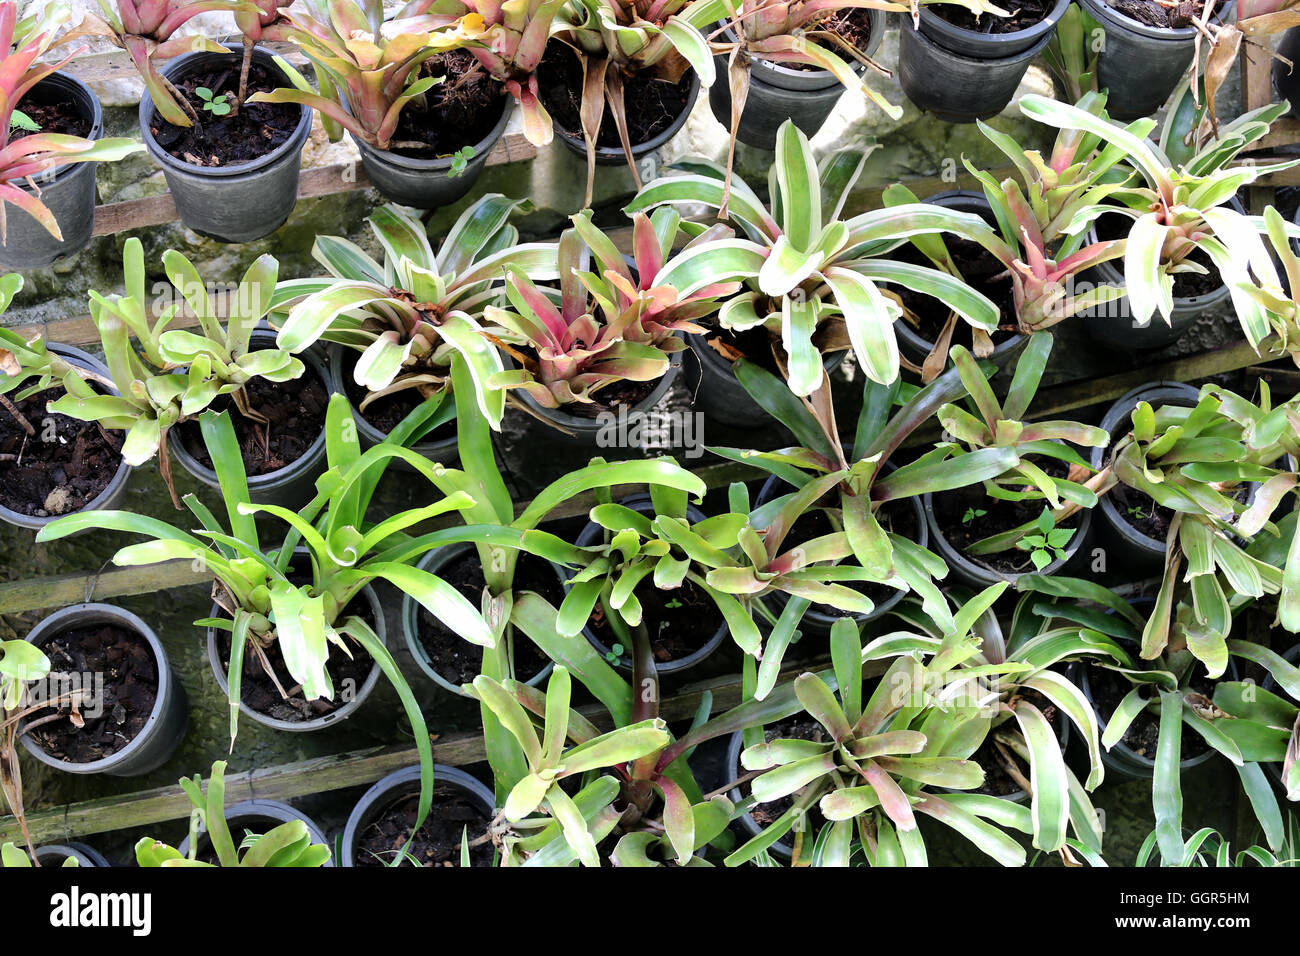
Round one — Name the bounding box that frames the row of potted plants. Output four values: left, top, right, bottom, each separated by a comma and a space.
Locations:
2, 0, 1276, 271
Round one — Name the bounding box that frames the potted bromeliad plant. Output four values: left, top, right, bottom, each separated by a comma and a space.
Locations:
0, 0, 143, 269
250, 0, 504, 209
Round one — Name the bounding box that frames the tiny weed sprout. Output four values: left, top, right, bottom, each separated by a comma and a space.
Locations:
1016, 508, 1077, 571
195, 87, 231, 116
449, 144, 476, 177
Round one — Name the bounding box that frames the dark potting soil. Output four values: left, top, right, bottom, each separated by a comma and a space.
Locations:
932, 0, 1054, 32
1105, 0, 1214, 28
149, 62, 299, 167
0, 385, 123, 517
590, 577, 723, 665
704, 326, 782, 375
778, 8, 875, 70
417, 552, 560, 685
930, 455, 1084, 575
890, 239, 1021, 349
339, 351, 456, 443
538, 42, 693, 149
12, 95, 91, 140
354, 785, 494, 867
386, 50, 506, 160
176, 366, 328, 477
217, 584, 377, 723
972, 689, 1058, 796
1088, 664, 1212, 760
564, 377, 661, 419
26, 625, 157, 763
1111, 480, 1175, 542
741, 717, 828, 842
1093, 210, 1223, 298
781, 497, 918, 615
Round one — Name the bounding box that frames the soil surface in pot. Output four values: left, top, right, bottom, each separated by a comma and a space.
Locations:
773, 9, 874, 70
932, 0, 1054, 32
176, 365, 328, 477
702, 326, 842, 377
13, 94, 91, 140
590, 577, 723, 665
740, 717, 828, 843
0, 385, 124, 518
781, 495, 916, 614
563, 378, 661, 419
1103, 0, 1213, 28
889, 239, 1020, 350
1088, 664, 1212, 760
149, 62, 299, 167
1111, 480, 1174, 541
216, 581, 377, 723
930, 455, 1085, 575
339, 351, 456, 444
26, 624, 157, 763
970, 689, 1058, 796
539, 42, 693, 149
1094, 212, 1224, 297
416, 552, 559, 685
354, 783, 494, 867
385, 50, 506, 160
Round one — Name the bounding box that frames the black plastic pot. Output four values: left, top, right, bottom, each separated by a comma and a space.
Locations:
141, 45, 312, 243
1078, 198, 1245, 351
555, 70, 701, 166
707, 11, 884, 151
0, 72, 104, 270
898, 22, 1052, 123
206, 579, 385, 733
726, 730, 802, 861
570, 494, 727, 675
917, 0, 1071, 57
891, 190, 1024, 367
1089, 381, 1200, 578
351, 97, 513, 210
21, 603, 187, 777
0, 344, 133, 531
340, 763, 496, 867
34, 842, 110, 867
401, 542, 557, 697
685, 333, 846, 430
1079, 0, 1236, 121
507, 348, 683, 450
168, 331, 331, 510
922, 485, 1094, 589
326, 343, 458, 471
754, 472, 924, 635
177, 799, 334, 866
1075, 653, 1235, 780
1275, 27, 1300, 117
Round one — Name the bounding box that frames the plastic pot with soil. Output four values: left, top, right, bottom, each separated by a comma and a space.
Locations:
0, 71, 104, 271
1074, 651, 1237, 780
897, 0, 1064, 123
140, 44, 312, 244
0, 344, 132, 532
327, 344, 459, 471
342, 764, 497, 867
1089, 382, 1200, 578
206, 560, 386, 733
167, 330, 331, 511
1077, 0, 1235, 121
1077, 199, 1245, 351
20, 603, 188, 778
402, 542, 560, 697
350, 51, 513, 210
571, 494, 729, 676
540, 42, 700, 167
177, 799, 334, 866
754, 473, 924, 635
726, 718, 829, 862
685, 327, 846, 430
922, 451, 1095, 589
1274, 27, 1300, 117
888, 191, 1023, 371
706, 9, 883, 151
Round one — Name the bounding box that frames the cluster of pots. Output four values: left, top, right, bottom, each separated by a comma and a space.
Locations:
2, 0, 1251, 272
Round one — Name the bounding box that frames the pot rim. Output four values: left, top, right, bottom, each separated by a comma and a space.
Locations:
349, 93, 514, 172
552, 64, 701, 159
917, 0, 1072, 48
20, 603, 176, 774
1079, 0, 1235, 42
901, 20, 1055, 64
177, 798, 334, 864
141, 43, 312, 179
712, 10, 884, 83
17, 71, 103, 190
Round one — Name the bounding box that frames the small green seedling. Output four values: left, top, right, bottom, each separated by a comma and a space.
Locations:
604, 642, 624, 665
962, 507, 987, 525
9, 110, 39, 133
448, 145, 475, 177
195, 87, 231, 116
1016, 508, 1075, 570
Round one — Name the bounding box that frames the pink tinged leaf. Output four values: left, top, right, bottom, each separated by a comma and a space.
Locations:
656, 776, 696, 863
632, 212, 663, 290
861, 759, 916, 831
505, 270, 568, 345
0, 182, 60, 240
